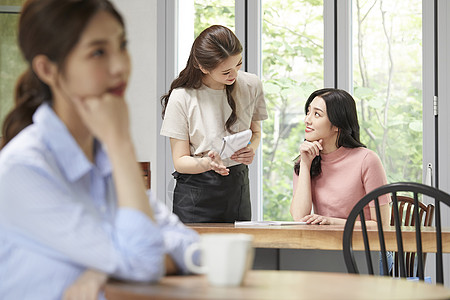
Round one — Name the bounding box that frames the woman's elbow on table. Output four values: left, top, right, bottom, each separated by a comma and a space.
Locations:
133, 264, 166, 283
109, 227, 167, 282
290, 201, 305, 222
114, 254, 166, 283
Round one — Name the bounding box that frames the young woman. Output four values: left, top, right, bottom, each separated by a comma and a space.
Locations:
0, 1, 198, 299
160, 25, 268, 223
290, 88, 391, 226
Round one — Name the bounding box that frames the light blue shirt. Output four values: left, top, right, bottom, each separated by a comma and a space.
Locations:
0, 103, 199, 300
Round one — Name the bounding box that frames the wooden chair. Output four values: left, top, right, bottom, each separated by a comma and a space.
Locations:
390, 196, 434, 277
343, 182, 450, 284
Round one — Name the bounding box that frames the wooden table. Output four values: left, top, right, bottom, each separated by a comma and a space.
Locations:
189, 223, 450, 252
105, 270, 450, 300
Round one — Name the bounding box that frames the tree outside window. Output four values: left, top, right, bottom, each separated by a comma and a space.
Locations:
353, 0, 422, 184
0, 3, 27, 130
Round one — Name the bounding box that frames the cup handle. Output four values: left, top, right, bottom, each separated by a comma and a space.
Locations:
184, 242, 207, 274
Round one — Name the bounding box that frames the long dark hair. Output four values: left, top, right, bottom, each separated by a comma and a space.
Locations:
160, 25, 242, 133
294, 88, 366, 177
1, 0, 124, 148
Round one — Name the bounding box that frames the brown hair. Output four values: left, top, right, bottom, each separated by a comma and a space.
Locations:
1, 0, 124, 148
160, 25, 243, 133
294, 88, 366, 178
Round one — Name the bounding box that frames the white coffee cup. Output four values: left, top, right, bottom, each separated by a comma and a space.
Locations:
184, 233, 254, 286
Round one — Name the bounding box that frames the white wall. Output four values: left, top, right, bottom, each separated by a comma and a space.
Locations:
111, 0, 159, 194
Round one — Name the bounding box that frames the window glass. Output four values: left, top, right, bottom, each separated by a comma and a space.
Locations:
1, 0, 26, 5
178, 0, 235, 74
352, 0, 422, 183
261, 0, 324, 220
193, 0, 234, 36
0, 11, 26, 131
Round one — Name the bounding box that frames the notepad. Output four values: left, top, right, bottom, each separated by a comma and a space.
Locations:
234, 221, 307, 227
219, 129, 252, 159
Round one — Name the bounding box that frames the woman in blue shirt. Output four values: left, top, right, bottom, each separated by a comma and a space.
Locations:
0, 0, 198, 299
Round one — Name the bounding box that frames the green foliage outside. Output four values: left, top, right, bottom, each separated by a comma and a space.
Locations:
0, 0, 27, 5
353, 0, 422, 184
261, 0, 324, 220
0, 12, 26, 130
194, 0, 235, 37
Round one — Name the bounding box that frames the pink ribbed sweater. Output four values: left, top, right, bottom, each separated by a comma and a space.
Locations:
293, 147, 390, 220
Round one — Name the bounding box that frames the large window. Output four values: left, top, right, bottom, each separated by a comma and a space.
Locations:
0, 3, 26, 130
261, 0, 324, 220
352, 0, 423, 183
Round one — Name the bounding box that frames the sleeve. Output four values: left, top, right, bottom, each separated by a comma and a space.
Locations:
160, 89, 190, 140
251, 76, 268, 121
0, 163, 165, 283
361, 150, 391, 207
149, 191, 200, 274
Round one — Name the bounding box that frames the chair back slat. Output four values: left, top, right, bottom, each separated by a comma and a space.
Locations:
404, 203, 412, 225
426, 204, 435, 226
408, 252, 414, 277
435, 200, 443, 284
418, 209, 425, 226
359, 211, 373, 274
413, 192, 424, 280
404, 199, 416, 276
422, 203, 434, 276
391, 193, 406, 277
375, 197, 389, 276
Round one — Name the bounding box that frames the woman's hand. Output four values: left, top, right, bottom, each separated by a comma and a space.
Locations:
301, 214, 331, 225
71, 93, 130, 146
298, 139, 323, 166
231, 146, 255, 165
208, 151, 229, 176
63, 269, 108, 300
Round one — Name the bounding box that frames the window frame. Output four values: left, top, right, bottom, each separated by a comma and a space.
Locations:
0, 6, 21, 13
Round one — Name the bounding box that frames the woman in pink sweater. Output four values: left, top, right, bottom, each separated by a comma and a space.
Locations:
291, 88, 390, 226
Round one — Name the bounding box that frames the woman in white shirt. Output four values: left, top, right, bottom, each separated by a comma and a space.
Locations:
160, 25, 268, 223
0, 0, 198, 299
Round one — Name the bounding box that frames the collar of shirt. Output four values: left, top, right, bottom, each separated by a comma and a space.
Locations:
32, 103, 112, 182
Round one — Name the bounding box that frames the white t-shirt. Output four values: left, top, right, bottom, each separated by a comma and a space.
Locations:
160, 71, 268, 167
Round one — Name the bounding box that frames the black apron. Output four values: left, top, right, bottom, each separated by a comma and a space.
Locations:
172, 164, 251, 223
